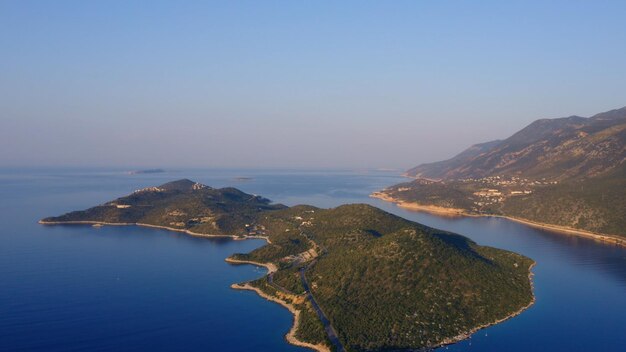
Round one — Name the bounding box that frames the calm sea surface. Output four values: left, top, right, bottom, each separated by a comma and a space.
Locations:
0, 168, 624, 351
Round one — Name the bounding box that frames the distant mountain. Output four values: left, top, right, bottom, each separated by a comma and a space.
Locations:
41, 180, 534, 351
378, 106, 626, 240
405, 107, 626, 181
406, 140, 502, 179
127, 168, 165, 174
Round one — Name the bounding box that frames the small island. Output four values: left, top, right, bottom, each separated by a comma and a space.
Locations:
127, 168, 166, 175
41, 179, 535, 352
233, 176, 253, 181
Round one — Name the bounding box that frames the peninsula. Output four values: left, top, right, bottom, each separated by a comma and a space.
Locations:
41, 179, 535, 351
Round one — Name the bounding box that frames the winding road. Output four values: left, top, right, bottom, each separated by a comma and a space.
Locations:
299, 266, 345, 352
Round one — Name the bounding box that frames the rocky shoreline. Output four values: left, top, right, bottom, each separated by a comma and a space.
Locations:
230, 282, 330, 352
435, 262, 536, 348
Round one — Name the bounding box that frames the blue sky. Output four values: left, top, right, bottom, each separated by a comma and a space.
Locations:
1, 1, 625, 169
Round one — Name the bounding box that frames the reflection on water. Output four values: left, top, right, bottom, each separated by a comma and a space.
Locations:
0, 168, 624, 352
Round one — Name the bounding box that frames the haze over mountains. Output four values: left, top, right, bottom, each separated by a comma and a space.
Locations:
406, 107, 626, 181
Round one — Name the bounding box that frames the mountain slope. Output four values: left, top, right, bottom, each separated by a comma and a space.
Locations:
405, 107, 626, 181
406, 139, 502, 179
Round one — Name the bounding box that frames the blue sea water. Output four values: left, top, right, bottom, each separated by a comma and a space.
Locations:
0, 168, 624, 351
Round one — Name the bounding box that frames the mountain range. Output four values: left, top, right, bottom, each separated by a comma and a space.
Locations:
406, 107, 626, 181
377, 106, 626, 240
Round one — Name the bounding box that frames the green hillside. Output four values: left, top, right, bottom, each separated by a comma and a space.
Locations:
42, 180, 535, 351
41, 179, 286, 236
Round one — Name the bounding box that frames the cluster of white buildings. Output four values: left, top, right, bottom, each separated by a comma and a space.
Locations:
133, 186, 164, 193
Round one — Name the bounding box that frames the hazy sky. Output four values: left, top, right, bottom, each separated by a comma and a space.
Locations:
2, 1, 625, 169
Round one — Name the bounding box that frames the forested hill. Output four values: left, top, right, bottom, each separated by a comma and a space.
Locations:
42, 180, 534, 351
40, 179, 286, 236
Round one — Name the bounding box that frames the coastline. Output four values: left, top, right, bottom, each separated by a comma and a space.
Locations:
230, 283, 330, 352
436, 262, 536, 348
370, 192, 467, 216
224, 257, 278, 274
39, 219, 326, 351
370, 192, 626, 248
37, 220, 272, 244
226, 258, 334, 351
